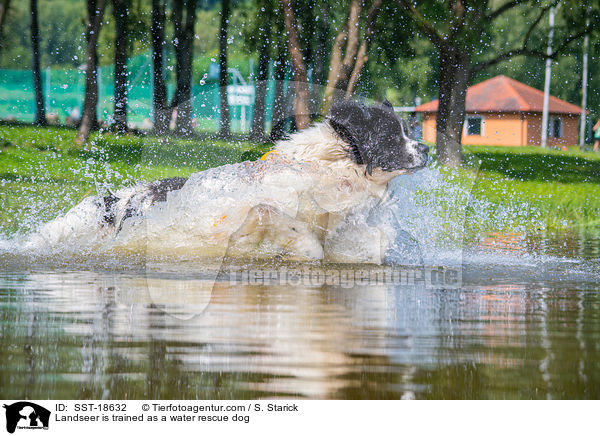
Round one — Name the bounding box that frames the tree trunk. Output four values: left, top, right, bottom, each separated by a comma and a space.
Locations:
345, 40, 367, 98
218, 0, 230, 138
30, 0, 46, 126
269, 41, 286, 140
435, 45, 470, 167
112, 0, 128, 133
280, 0, 310, 130
344, 0, 381, 98
299, 0, 316, 113
335, 0, 361, 93
250, 3, 271, 141
321, 0, 362, 114
312, 0, 329, 109
172, 0, 196, 137
250, 49, 268, 140
322, 30, 345, 115
0, 0, 11, 44
76, 0, 106, 144
151, 0, 168, 134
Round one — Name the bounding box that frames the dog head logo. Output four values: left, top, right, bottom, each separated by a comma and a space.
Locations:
3, 402, 50, 433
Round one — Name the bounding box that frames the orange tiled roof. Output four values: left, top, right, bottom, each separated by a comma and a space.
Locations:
415, 75, 583, 114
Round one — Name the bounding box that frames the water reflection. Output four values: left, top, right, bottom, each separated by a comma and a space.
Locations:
1, 264, 599, 399
477, 228, 600, 259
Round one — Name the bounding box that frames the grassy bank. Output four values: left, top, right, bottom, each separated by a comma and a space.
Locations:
1, 125, 599, 237
462, 145, 600, 229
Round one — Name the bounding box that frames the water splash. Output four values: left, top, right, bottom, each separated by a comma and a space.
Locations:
0, 158, 591, 280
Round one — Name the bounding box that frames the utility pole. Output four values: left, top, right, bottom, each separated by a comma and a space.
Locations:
579, 9, 590, 151
541, 6, 556, 149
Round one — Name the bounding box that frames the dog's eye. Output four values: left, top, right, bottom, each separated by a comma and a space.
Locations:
291, 227, 298, 232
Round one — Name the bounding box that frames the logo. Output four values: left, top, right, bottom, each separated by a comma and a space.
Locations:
3, 402, 50, 434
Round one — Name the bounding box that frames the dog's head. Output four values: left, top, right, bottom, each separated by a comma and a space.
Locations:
328, 100, 429, 175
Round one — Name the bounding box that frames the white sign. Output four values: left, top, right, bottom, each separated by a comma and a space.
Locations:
227, 85, 255, 106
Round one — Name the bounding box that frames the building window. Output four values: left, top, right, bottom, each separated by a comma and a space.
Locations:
465, 115, 484, 136
548, 116, 562, 138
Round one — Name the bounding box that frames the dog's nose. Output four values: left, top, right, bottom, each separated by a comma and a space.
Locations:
419, 143, 429, 154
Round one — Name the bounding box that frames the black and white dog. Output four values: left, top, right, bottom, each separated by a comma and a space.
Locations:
29, 100, 429, 263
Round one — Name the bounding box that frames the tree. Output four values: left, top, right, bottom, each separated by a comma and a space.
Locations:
219, 0, 231, 138
171, 0, 197, 137
151, 0, 168, 134
250, 0, 272, 141
311, 0, 330, 111
322, 0, 382, 113
269, 40, 288, 140
30, 0, 46, 126
112, 0, 129, 133
279, 0, 383, 127
0, 0, 11, 44
397, 0, 599, 166
76, 0, 106, 144
280, 0, 310, 129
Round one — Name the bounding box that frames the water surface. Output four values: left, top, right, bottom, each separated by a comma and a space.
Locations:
1, 231, 599, 400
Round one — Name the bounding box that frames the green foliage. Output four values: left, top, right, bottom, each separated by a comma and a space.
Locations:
387, 0, 600, 118
1, 0, 599, 124
0, 0, 87, 69
470, 2, 599, 121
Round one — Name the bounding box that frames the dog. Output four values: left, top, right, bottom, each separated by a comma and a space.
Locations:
28, 100, 429, 264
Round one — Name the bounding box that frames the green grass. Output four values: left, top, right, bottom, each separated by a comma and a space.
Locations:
0, 125, 269, 235
1, 125, 600, 237
462, 145, 600, 229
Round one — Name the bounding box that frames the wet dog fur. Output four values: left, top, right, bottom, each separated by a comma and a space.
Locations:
99, 100, 429, 262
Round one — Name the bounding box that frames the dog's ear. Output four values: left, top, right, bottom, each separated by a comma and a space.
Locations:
328, 100, 376, 174
328, 118, 367, 167
382, 99, 394, 110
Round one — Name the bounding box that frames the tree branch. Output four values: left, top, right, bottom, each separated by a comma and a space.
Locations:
345, 0, 383, 97
322, 30, 346, 113
396, 0, 445, 47
363, 0, 382, 45
551, 24, 596, 57
470, 47, 543, 75
280, 0, 311, 129
323, 0, 362, 113
470, 20, 595, 76
486, 0, 527, 21
448, 0, 466, 42
340, 0, 362, 73
522, 1, 558, 49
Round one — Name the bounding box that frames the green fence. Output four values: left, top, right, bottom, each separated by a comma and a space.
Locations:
0, 52, 282, 133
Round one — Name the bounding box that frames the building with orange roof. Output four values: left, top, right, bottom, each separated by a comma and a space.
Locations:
414, 75, 583, 147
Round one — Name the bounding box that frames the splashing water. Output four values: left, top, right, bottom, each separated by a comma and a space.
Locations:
2, 156, 391, 262
372, 164, 539, 265
1, 157, 597, 285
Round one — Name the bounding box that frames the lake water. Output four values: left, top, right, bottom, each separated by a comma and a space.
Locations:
2, 230, 599, 400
